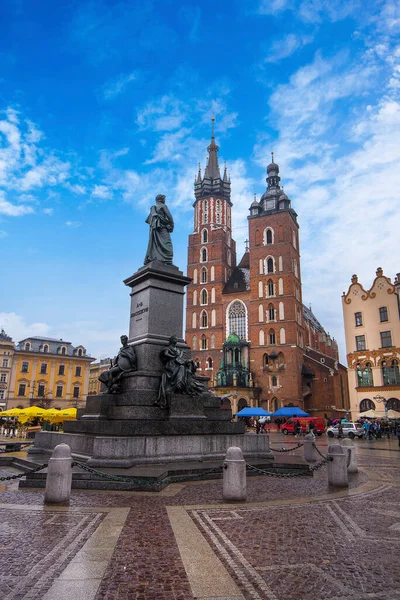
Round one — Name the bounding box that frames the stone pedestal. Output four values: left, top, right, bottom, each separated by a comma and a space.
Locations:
123, 260, 191, 372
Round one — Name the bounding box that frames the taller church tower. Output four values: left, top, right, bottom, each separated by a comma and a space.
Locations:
185, 120, 236, 378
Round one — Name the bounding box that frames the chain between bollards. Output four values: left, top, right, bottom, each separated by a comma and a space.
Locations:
270, 441, 304, 453
0, 463, 47, 481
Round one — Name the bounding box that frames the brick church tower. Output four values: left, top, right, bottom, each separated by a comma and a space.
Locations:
247, 154, 306, 411
185, 119, 235, 379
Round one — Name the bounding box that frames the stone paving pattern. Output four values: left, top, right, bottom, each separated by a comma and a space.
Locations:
0, 435, 399, 599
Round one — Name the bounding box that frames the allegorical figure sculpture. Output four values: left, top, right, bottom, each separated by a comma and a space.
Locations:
155, 335, 205, 408
99, 335, 138, 394
144, 194, 174, 265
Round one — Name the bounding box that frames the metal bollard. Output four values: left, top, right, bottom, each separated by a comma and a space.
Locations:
303, 433, 318, 462
223, 446, 246, 502
327, 444, 348, 488
341, 438, 358, 473
44, 443, 73, 505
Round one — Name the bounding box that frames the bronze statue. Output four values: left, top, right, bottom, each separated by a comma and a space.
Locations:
99, 335, 137, 394
155, 335, 205, 408
144, 194, 174, 265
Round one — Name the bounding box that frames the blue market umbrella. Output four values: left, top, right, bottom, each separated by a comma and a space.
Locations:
236, 407, 272, 417
272, 407, 309, 417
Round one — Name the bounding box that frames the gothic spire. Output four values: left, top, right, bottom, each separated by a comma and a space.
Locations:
204, 117, 221, 179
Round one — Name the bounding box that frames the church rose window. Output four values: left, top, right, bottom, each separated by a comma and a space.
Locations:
228, 301, 247, 340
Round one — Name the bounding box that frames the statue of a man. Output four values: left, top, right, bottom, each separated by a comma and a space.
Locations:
98, 335, 137, 394
144, 194, 174, 265
155, 335, 204, 408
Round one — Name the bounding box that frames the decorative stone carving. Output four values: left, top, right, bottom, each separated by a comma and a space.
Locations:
98, 335, 137, 394
154, 335, 205, 409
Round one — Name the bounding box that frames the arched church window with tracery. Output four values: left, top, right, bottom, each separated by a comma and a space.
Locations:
228, 301, 247, 340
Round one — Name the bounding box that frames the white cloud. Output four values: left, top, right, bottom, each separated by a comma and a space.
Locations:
102, 71, 137, 100
92, 184, 112, 199
137, 96, 187, 132
0, 193, 34, 216
65, 220, 82, 228
264, 33, 314, 63
0, 312, 52, 342
43, 208, 54, 215
258, 0, 361, 22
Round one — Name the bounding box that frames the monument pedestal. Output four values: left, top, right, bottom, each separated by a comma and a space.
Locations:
28, 259, 273, 477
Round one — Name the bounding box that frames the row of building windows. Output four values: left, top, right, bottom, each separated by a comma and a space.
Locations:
2, 358, 9, 368
17, 383, 81, 398
193, 266, 215, 284
201, 199, 223, 225
259, 329, 286, 345
356, 360, 400, 387
257, 257, 298, 277
254, 228, 297, 249
258, 303, 285, 322
20, 362, 82, 376
355, 307, 389, 327
192, 334, 216, 351
193, 288, 217, 306
360, 397, 400, 412
355, 331, 393, 350
198, 247, 231, 265
22, 342, 85, 356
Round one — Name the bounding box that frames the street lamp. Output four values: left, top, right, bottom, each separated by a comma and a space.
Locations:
373, 395, 388, 418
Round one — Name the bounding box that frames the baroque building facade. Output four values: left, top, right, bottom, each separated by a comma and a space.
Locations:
2, 334, 95, 409
0, 329, 15, 409
342, 268, 400, 419
185, 125, 349, 418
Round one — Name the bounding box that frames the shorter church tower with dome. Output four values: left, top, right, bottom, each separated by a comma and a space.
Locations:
185, 125, 350, 418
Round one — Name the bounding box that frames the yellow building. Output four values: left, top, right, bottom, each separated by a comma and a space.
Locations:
7, 336, 95, 409
88, 358, 112, 395
0, 329, 15, 409
342, 268, 400, 419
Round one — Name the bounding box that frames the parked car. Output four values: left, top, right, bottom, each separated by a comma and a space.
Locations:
326, 422, 364, 439
281, 417, 325, 436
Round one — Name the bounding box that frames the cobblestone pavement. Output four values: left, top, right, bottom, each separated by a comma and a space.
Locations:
0, 437, 399, 599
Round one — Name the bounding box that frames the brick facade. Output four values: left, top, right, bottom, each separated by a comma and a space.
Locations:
185, 130, 350, 418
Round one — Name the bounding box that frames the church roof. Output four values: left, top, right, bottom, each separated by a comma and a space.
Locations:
222, 266, 250, 294
302, 305, 324, 332
238, 251, 250, 268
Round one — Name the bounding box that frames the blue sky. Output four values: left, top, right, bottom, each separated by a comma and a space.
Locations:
1, 0, 399, 362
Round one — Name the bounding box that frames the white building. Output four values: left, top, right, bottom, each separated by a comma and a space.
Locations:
342, 268, 400, 419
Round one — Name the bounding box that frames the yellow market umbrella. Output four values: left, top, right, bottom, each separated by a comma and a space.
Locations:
42, 408, 60, 419
50, 408, 77, 423
17, 406, 49, 423
0, 408, 22, 417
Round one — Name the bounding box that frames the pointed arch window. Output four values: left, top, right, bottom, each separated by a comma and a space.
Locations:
207, 357, 213, 369
264, 228, 273, 245
227, 301, 247, 340
279, 328, 286, 344
192, 335, 197, 350
211, 309, 216, 326
258, 281, 263, 298
201, 289, 208, 305
267, 279, 274, 297
203, 199, 208, 224
200, 266, 207, 283
192, 313, 197, 328
193, 290, 197, 306
201, 310, 208, 328
202, 228, 208, 243
271, 375, 278, 387
211, 333, 216, 349
269, 329, 276, 345
268, 304, 275, 321
210, 266, 215, 281
201, 247, 207, 263
216, 199, 221, 224
193, 269, 198, 284
211, 288, 215, 303
266, 257, 274, 274
259, 330, 265, 345
201, 335, 207, 350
